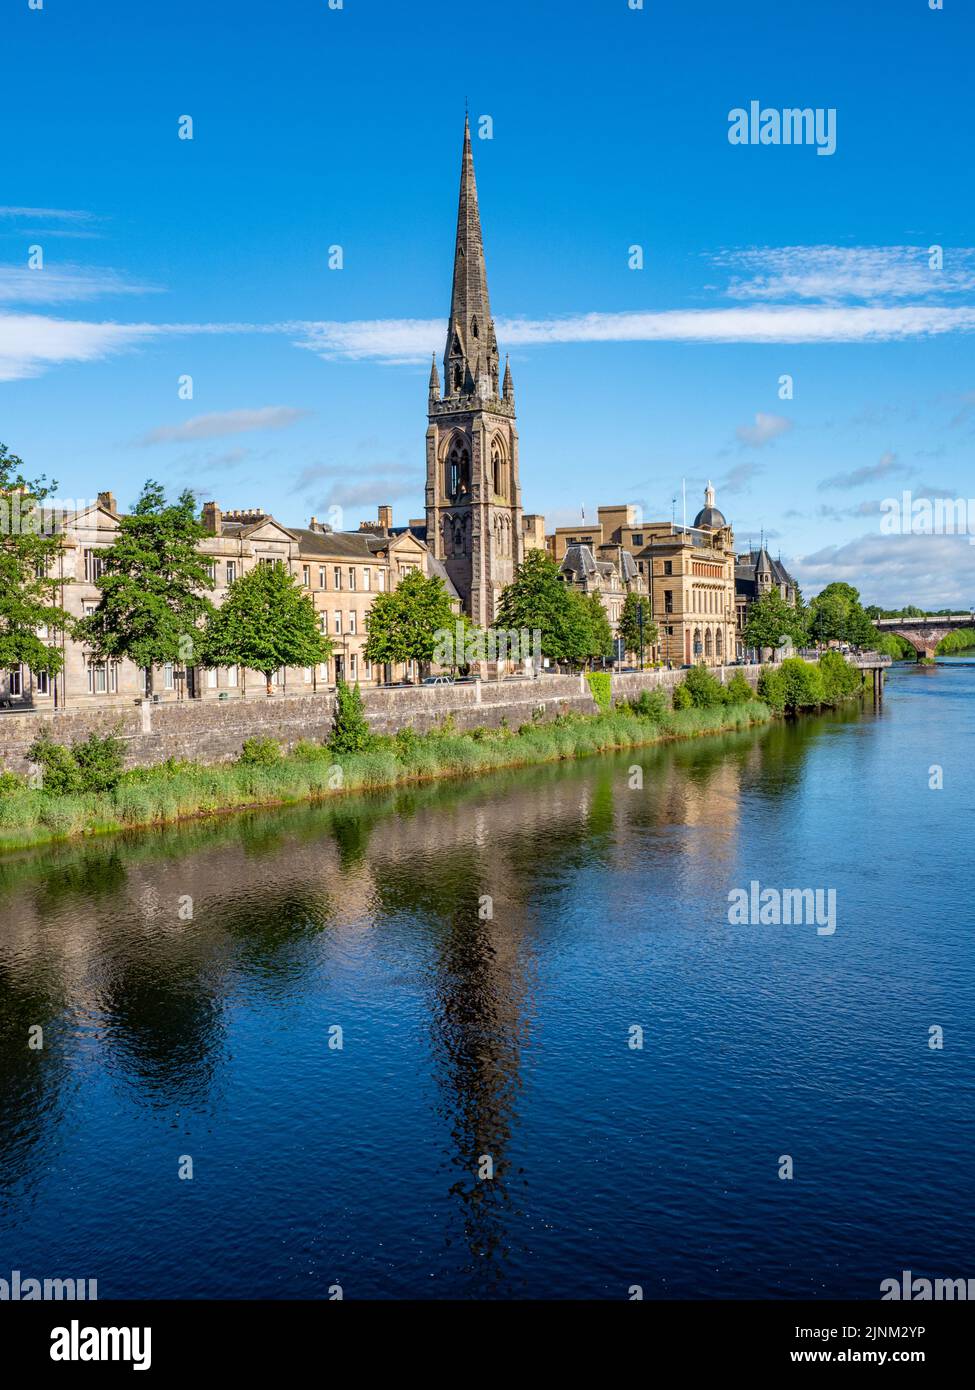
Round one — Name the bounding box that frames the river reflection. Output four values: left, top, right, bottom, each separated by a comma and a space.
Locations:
1, 673, 972, 1298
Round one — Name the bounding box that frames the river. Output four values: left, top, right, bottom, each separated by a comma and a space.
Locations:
1, 661, 973, 1299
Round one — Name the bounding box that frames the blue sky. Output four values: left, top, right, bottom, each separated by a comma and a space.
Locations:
2, 0, 973, 606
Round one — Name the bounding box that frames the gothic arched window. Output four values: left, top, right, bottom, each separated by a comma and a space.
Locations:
446, 440, 469, 498
491, 439, 506, 497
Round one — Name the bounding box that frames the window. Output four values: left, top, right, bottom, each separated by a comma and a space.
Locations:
9, 666, 23, 697
348, 567, 356, 590
663, 560, 673, 576
377, 569, 386, 591
35, 670, 50, 695
333, 567, 342, 590
83, 601, 98, 617
319, 566, 326, 589
204, 561, 217, 583
632, 533, 644, 546
363, 568, 371, 591
87, 663, 117, 695
226, 561, 237, 584
227, 666, 238, 688
303, 667, 312, 684
163, 663, 174, 691
349, 653, 357, 680
207, 668, 218, 689
334, 611, 342, 635
83, 549, 106, 583
319, 614, 327, 634
303, 565, 311, 588
317, 663, 327, 679
349, 611, 357, 635
364, 660, 372, 681
664, 590, 674, 614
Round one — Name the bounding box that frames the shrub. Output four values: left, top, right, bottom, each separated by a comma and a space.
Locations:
0, 770, 23, 796
292, 739, 330, 762
628, 689, 668, 721
25, 734, 84, 795
818, 650, 861, 704
586, 671, 612, 712
329, 680, 373, 754
672, 680, 693, 710
682, 665, 728, 709
757, 666, 786, 712
238, 736, 283, 767
71, 729, 126, 793
725, 671, 754, 705
779, 657, 825, 712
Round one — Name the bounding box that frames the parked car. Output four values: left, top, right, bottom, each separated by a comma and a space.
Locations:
422, 675, 454, 686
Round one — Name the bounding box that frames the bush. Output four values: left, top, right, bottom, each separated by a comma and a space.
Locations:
672, 680, 693, 710
757, 666, 786, 712
0, 770, 23, 796
26, 734, 84, 795
238, 737, 283, 767
725, 671, 754, 705
329, 680, 373, 754
586, 671, 612, 712
682, 665, 728, 709
778, 657, 825, 711
71, 729, 126, 793
627, 688, 668, 721
818, 650, 861, 704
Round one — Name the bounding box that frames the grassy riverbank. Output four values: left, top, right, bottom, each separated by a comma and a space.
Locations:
0, 700, 773, 853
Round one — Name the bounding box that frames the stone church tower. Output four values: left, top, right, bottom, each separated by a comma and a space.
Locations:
425, 116, 523, 627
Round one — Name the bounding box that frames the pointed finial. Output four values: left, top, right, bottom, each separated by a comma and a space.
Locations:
428, 352, 441, 400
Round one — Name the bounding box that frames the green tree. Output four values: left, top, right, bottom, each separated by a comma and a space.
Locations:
744, 588, 806, 652
0, 444, 74, 683
77, 480, 215, 694
204, 559, 331, 695
496, 550, 590, 666
581, 593, 614, 666
617, 591, 658, 660
364, 569, 456, 676
807, 581, 875, 647
329, 680, 372, 753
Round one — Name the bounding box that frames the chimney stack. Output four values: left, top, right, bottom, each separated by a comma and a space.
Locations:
97, 491, 117, 515
378, 505, 393, 533
202, 501, 222, 536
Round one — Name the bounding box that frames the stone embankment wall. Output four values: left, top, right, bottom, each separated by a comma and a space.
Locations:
0, 666, 760, 773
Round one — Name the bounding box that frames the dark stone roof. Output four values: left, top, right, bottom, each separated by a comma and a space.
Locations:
693, 505, 727, 530
289, 528, 378, 559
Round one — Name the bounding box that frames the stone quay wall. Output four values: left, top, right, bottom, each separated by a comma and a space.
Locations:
0, 666, 760, 774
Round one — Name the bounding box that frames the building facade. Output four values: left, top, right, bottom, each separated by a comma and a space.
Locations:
734, 545, 799, 657
0, 499, 455, 709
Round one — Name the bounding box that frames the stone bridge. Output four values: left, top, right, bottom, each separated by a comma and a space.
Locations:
874, 613, 975, 659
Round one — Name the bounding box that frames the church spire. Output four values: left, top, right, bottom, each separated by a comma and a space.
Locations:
444, 113, 499, 400
428, 352, 441, 402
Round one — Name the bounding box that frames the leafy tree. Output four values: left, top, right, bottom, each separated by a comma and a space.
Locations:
672, 680, 693, 710
364, 569, 456, 675
0, 443, 74, 682
329, 680, 372, 753
77, 480, 215, 694
778, 657, 825, 711
807, 582, 875, 647
744, 588, 806, 651
617, 592, 658, 660
496, 550, 592, 666
204, 560, 331, 695
581, 593, 614, 665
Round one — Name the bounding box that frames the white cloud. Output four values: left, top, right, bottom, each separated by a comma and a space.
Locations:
0, 311, 158, 382
818, 450, 908, 492
0, 263, 160, 306
289, 304, 975, 364
796, 532, 975, 609
735, 413, 792, 448
137, 406, 309, 446
715, 246, 975, 303
0, 207, 97, 222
